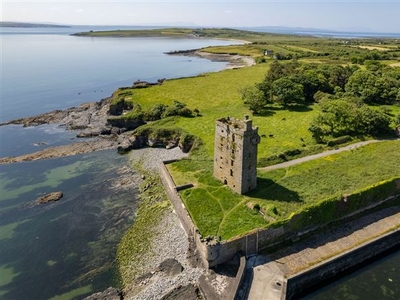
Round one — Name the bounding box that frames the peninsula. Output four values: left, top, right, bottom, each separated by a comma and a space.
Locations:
2, 28, 399, 299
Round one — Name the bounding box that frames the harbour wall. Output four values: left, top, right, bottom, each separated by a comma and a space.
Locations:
285, 227, 400, 299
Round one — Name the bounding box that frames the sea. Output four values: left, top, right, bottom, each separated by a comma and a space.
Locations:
0, 26, 399, 300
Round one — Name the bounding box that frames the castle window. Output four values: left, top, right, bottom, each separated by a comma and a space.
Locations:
230, 169, 233, 176
232, 134, 235, 142
231, 160, 234, 166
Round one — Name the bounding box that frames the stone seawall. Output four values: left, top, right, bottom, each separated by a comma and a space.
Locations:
159, 161, 247, 300
285, 228, 400, 299
159, 161, 209, 269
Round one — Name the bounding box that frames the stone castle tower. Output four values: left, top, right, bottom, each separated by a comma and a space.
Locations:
213, 116, 260, 194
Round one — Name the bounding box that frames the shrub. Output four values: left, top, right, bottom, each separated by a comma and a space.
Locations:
326, 135, 351, 147
396, 113, 400, 126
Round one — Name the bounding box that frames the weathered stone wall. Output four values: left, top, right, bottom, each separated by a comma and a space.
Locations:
159, 161, 209, 269
213, 116, 259, 194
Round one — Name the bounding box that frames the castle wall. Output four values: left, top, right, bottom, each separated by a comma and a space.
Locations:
159, 161, 210, 269
213, 116, 259, 194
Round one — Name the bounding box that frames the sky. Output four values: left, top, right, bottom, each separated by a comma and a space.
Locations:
2, 1, 400, 33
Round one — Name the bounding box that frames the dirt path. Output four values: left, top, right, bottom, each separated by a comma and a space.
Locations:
259, 140, 381, 172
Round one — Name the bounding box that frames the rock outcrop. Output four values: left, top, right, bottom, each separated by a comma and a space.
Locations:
36, 192, 63, 204
0, 85, 193, 164
83, 287, 123, 300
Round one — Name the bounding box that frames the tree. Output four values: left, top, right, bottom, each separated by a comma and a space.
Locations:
240, 86, 267, 114
346, 70, 399, 104
290, 70, 331, 102
395, 113, 400, 126
256, 79, 273, 103
345, 70, 380, 103
264, 60, 298, 82
354, 106, 391, 134
271, 78, 305, 107
319, 64, 356, 92
309, 99, 392, 142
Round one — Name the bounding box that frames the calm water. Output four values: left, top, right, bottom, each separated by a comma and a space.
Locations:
0, 27, 235, 159
301, 248, 400, 300
0, 151, 140, 299
1, 27, 235, 123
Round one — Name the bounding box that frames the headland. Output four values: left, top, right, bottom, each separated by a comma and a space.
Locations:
2, 28, 400, 299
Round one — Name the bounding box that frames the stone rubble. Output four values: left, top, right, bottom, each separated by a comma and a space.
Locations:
124, 147, 203, 300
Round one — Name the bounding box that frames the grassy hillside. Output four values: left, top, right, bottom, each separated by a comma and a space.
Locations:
114, 63, 323, 159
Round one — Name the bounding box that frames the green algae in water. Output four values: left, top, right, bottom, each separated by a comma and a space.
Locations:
0, 159, 92, 203
0, 150, 140, 300
48, 285, 93, 300
0, 220, 30, 240
0, 266, 20, 297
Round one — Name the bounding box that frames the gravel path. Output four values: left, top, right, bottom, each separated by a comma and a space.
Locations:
260, 140, 381, 172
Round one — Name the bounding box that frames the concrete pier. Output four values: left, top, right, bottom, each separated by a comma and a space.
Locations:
242, 205, 400, 299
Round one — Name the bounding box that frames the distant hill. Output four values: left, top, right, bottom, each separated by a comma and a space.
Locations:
0, 22, 70, 28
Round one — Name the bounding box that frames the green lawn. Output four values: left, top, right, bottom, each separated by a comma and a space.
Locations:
168, 140, 400, 240
116, 63, 324, 159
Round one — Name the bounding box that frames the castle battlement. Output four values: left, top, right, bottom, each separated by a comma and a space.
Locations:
214, 116, 260, 194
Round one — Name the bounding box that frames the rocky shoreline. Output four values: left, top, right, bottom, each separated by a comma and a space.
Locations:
0, 51, 254, 166
0, 51, 256, 299
166, 49, 256, 69
0, 90, 175, 164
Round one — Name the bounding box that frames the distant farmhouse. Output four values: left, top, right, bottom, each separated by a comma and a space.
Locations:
213, 116, 260, 194
264, 49, 274, 56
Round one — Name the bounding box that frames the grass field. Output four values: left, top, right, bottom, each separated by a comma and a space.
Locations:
117, 63, 323, 159
168, 140, 400, 240
355, 45, 391, 51
102, 28, 400, 241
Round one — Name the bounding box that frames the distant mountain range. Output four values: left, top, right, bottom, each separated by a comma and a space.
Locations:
0, 22, 70, 28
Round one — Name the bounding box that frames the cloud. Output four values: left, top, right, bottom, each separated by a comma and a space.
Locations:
76, 9, 83, 13
224, 10, 232, 14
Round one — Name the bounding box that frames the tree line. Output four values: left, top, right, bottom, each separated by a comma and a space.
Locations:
241, 60, 400, 142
